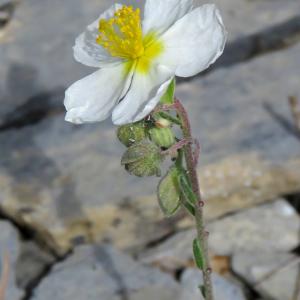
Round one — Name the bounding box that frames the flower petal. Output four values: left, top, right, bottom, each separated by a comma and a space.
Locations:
112, 65, 174, 125
73, 4, 123, 68
143, 0, 194, 35
64, 63, 133, 124
158, 4, 227, 77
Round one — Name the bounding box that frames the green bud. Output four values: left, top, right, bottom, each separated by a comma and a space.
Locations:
121, 140, 162, 177
149, 127, 175, 148
117, 121, 147, 147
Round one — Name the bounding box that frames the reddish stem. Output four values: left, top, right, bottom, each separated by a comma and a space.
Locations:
174, 98, 214, 300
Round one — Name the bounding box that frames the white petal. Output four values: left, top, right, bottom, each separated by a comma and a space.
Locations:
73, 4, 123, 68
112, 65, 174, 125
143, 0, 194, 35
64, 63, 133, 124
158, 4, 227, 77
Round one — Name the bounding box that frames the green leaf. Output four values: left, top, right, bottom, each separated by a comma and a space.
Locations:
181, 197, 195, 216
160, 78, 176, 105
193, 238, 205, 270
179, 172, 197, 204
157, 166, 181, 217
199, 285, 206, 298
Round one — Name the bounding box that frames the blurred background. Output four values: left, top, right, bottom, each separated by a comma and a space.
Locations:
0, 0, 300, 299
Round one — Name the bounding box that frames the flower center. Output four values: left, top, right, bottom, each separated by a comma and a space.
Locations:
96, 6, 144, 60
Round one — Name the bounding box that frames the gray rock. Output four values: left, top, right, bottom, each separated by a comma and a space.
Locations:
1, 0, 300, 127
140, 229, 194, 271
1, 40, 300, 256
207, 0, 300, 40
16, 241, 55, 289
208, 199, 300, 255
232, 252, 300, 300
0, 0, 135, 126
181, 269, 246, 300
177, 42, 300, 165
0, 221, 24, 300
31, 244, 183, 300
0, 0, 11, 7
141, 200, 300, 269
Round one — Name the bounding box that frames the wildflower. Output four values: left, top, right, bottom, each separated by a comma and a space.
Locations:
64, 1, 226, 125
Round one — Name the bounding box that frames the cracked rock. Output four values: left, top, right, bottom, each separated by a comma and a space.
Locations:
1, 0, 300, 126
208, 199, 300, 255
0, 0, 136, 127
181, 269, 246, 300
16, 241, 55, 290
31, 244, 187, 300
232, 252, 300, 300
1, 43, 300, 256
140, 200, 300, 270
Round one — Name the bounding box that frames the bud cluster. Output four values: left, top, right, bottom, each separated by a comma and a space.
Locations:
117, 117, 176, 177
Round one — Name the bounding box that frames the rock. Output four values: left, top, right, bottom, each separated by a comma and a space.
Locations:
181, 269, 246, 300
206, 0, 300, 40
140, 200, 300, 269
16, 241, 55, 289
0, 0, 11, 6
0, 0, 135, 127
208, 199, 300, 255
140, 229, 194, 272
1, 40, 300, 256
178, 42, 300, 221
204, 1, 300, 72
232, 252, 300, 300
200, 154, 300, 221
0, 221, 24, 300
1, 0, 300, 127
31, 244, 183, 300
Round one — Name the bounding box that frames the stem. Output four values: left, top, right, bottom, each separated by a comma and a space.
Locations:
174, 99, 214, 300
161, 138, 191, 156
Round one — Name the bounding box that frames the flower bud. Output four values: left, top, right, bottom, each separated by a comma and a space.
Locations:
155, 118, 171, 128
117, 121, 147, 147
121, 140, 162, 177
149, 127, 175, 148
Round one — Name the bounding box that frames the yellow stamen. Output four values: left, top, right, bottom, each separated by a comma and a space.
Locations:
96, 6, 164, 74
96, 6, 144, 59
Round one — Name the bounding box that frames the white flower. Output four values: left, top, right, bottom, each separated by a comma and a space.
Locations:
64, 1, 227, 125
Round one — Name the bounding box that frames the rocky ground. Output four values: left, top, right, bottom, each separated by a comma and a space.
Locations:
0, 0, 300, 299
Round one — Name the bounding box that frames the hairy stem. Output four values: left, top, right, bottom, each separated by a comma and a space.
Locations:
174, 99, 214, 300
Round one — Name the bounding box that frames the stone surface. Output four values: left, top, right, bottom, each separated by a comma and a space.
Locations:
1, 0, 300, 127
140, 200, 300, 270
0, 221, 24, 300
0, 0, 136, 127
200, 154, 300, 221
208, 199, 300, 255
181, 269, 246, 300
232, 252, 300, 300
31, 244, 186, 300
140, 229, 195, 272
0, 0, 11, 6
207, 0, 300, 40
16, 241, 55, 289
1, 41, 300, 256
